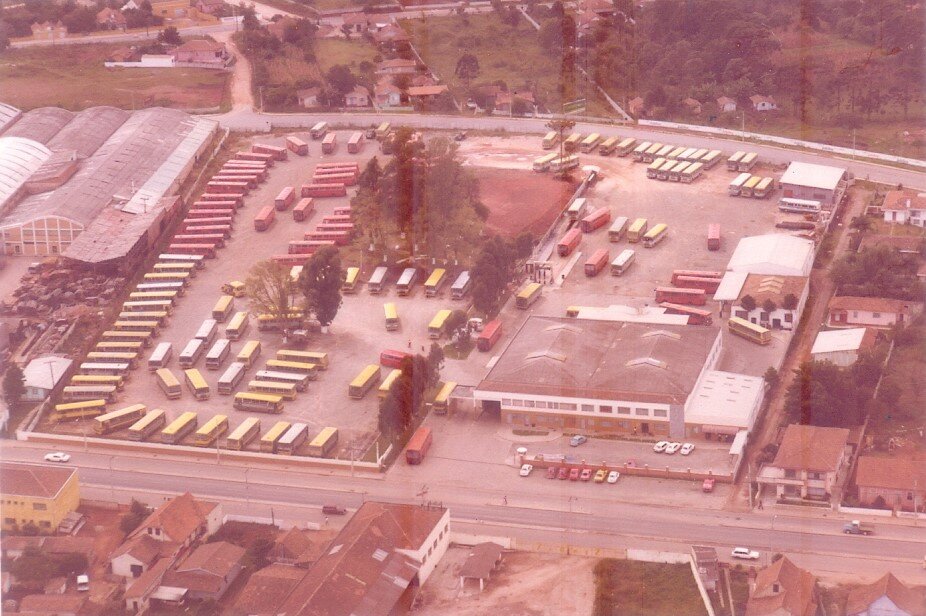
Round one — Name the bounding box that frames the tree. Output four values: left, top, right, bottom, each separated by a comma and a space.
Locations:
445, 310, 469, 336
784, 361, 865, 427
739, 294, 756, 312
761, 299, 777, 315
379, 372, 414, 437
3, 365, 25, 412
62, 7, 98, 33
120, 499, 148, 535
545, 117, 576, 178
300, 246, 343, 328
455, 53, 480, 81
326, 64, 358, 98
0, 20, 11, 52
158, 25, 182, 45
511, 232, 534, 259
471, 236, 513, 314
763, 366, 779, 388
10, 548, 58, 583
878, 378, 902, 407
782, 293, 798, 311
427, 343, 444, 386
245, 260, 300, 321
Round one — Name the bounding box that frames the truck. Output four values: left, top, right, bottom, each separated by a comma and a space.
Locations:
843, 520, 874, 535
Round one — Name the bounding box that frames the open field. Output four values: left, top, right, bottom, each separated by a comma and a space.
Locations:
594, 559, 708, 616
472, 166, 577, 238
313, 38, 380, 75
0, 44, 230, 111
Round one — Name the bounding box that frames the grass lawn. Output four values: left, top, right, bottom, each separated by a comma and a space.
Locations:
868, 328, 926, 441
0, 44, 229, 111
593, 560, 708, 616
868, 218, 926, 237
314, 37, 379, 74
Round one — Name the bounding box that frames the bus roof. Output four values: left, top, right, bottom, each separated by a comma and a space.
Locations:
261, 421, 291, 441
350, 364, 380, 387
236, 392, 284, 403
309, 426, 337, 447
163, 411, 197, 434
424, 268, 446, 287
517, 282, 542, 299
280, 422, 309, 444
197, 414, 228, 434
435, 381, 457, 402
428, 309, 452, 329
645, 223, 668, 237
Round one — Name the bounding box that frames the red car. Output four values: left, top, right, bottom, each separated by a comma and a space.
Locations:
580, 468, 592, 481
546, 466, 557, 479
569, 468, 580, 481
557, 467, 569, 480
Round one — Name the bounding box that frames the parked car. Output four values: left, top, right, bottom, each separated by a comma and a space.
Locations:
731, 547, 760, 560
580, 468, 592, 481
558, 467, 569, 480
519, 463, 533, 477
569, 468, 580, 481
665, 442, 682, 454
653, 441, 669, 453
594, 469, 607, 483
702, 478, 715, 492
44, 452, 70, 463
570, 435, 588, 447
546, 466, 557, 479
680, 443, 695, 455
322, 505, 346, 515
607, 471, 620, 484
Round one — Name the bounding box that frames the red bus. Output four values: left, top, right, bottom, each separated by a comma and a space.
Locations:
235, 151, 275, 165
222, 162, 267, 174
181, 216, 233, 228
315, 223, 355, 235
286, 136, 309, 156
584, 249, 609, 276
348, 131, 365, 153
198, 193, 244, 206
322, 215, 351, 224
174, 234, 225, 247
293, 198, 314, 222
304, 231, 351, 246
167, 243, 217, 258
301, 183, 347, 198
659, 302, 714, 325
221, 165, 266, 180
405, 426, 432, 465
557, 228, 582, 257
380, 349, 411, 368
321, 133, 337, 154
254, 206, 275, 232
579, 207, 611, 233
191, 200, 237, 210
670, 270, 722, 285
288, 240, 336, 254
275, 186, 296, 211
206, 181, 249, 194
477, 319, 502, 352
272, 254, 311, 267
186, 208, 235, 219
654, 286, 707, 306
183, 224, 231, 238
707, 224, 721, 251
333, 206, 352, 216
212, 175, 258, 188
313, 172, 357, 186
316, 162, 359, 171
252, 143, 287, 161
673, 275, 721, 293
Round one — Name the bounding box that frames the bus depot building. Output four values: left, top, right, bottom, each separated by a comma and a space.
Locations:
472, 316, 768, 440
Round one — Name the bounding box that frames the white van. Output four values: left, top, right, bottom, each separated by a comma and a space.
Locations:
76, 574, 90, 591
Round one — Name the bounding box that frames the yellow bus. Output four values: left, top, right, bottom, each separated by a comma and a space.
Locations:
212, 295, 234, 322
128, 290, 179, 305
127, 409, 167, 441
161, 411, 198, 444
94, 404, 147, 435
62, 385, 117, 403
348, 364, 381, 399
265, 359, 318, 378
627, 218, 649, 243
728, 316, 772, 345
378, 368, 402, 399
428, 309, 452, 339
580, 132, 601, 153
51, 399, 107, 422
248, 380, 297, 401
306, 426, 338, 458
152, 262, 197, 277
122, 300, 173, 315
225, 311, 250, 341
156, 368, 182, 399
515, 283, 542, 309
86, 352, 138, 369
234, 392, 284, 413
432, 381, 457, 415
275, 350, 329, 369
563, 133, 582, 152
112, 321, 160, 336
70, 374, 125, 391
342, 267, 360, 294
144, 272, 191, 285
423, 268, 447, 298
541, 131, 559, 149
100, 330, 153, 348
193, 414, 228, 447
95, 340, 144, 353
384, 303, 400, 331
236, 340, 262, 368
643, 223, 669, 248
184, 369, 210, 400
227, 417, 261, 451
117, 311, 169, 325
259, 420, 291, 453
741, 175, 762, 198
255, 370, 309, 392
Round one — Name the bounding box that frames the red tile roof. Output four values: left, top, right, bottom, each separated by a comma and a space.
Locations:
112, 533, 178, 565
828, 295, 921, 315
0, 462, 76, 499
882, 190, 926, 211
746, 557, 818, 616
130, 492, 217, 544
231, 564, 309, 615
18, 593, 88, 614
844, 573, 926, 615
174, 39, 225, 53
771, 424, 849, 472
124, 557, 172, 600
407, 85, 448, 97
855, 456, 926, 491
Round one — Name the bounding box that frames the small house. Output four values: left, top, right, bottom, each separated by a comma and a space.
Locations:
756, 424, 849, 503
374, 80, 402, 108
716, 96, 737, 112
827, 296, 923, 329
195, 0, 225, 14
750, 94, 778, 111
683, 97, 702, 114
96, 7, 127, 28
810, 328, 877, 367
375, 58, 418, 75
30, 21, 67, 40
855, 457, 926, 512
296, 87, 321, 109
881, 190, 926, 227
171, 40, 228, 65
627, 96, 646, 117
344, 85, 370, 107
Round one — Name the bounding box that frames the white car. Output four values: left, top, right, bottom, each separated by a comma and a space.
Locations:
653, 441, 670, 453
607, 471, 620, 484
519, 464, 533, 477
731, 547, 760, 560
680, 443, 695, 456
44, 452, 71, 463
665, 442, 682, 455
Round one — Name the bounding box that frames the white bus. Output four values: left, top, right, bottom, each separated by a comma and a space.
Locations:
148, 342, 172, 371
368, 266, 389, 294
728, 172, 752, 196
396, 268, 418, 296
778, 197, 822, 215
205, 338, 231, 370
532, 152, 558, 172
608, 216, 629, 242
566, 197, 587, 221
218, 362, 247, 395
681, 162, 704, 183
450, 271, 471, 299
277, 422, 309, 455
255, 370, 309, 392
79, 362, 130, 377
549, 155, 579, 173
179, 338, 206, 368
610, 249, 635, 276
158, 253, 205, 268
194, 319, 218, 345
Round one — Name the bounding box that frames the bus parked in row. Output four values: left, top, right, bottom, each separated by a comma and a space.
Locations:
533, 152, 558, 172
563, 133, 582, 152
631, 141, 652, 161
70, 375, 124, 391
580, 207, 611, 233
615, 137, 637, 156
450, 271, 471, 299
557, 228, 582, 256
627, 218, 648, 243
396, 268, 418, 296
265, 360, 318, 378
249, 380, 297, 401
349, 364, 381, 399
227, 417, 261, 450
218, 362, 247, 395
307, 427, 338, 458
424, 268, 447, 297
195, 319, 218, 345
368, 266, 389, 294
236, 340, 262, 368
608, 216, 629, 242
93, 404, 146, 435
542, 131, 559, 149
728, 172, 751, 196
384, 303, 400, 331
659, 303, 714, 326
654, 286, 707, 306
179, 339, 205, 369
515, 282, 542, 309
580, 133, 601, 153
212, 296, 235, 324
234, 392, 284, 413
225, 311, 250, 341
598, 136, 619, 155
194, 415, 228, 447
162, 411, 198, 444
741, 175, 762, 198
255, 370, 309, 392
183, 369, 210, 400
278, 423, 309, 455
51, 400, 107, 423
127, 409, 167, 441
549, 155, 579, 173
61, 386, 117, 403
378, 369, 402, 399
727, 151, 745, 171
205, 339, 231, 370
276, 350, 328, 369
643, 223, 669, 248
671, 270, 722, 285
584, 249, 609, 277
610, 249, 635, 276
701, 150, 722, 169
728, 316, 771, 345
86, 352, 137, 369
753, 177, 774, 199
566, 197, 588, 221
681, 162, 704, 183
260, 421, 292, 453
310, 121, 328, 139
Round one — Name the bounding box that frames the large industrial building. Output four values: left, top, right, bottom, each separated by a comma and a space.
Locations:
778, 161, 849, 207
0, 103, 217, 270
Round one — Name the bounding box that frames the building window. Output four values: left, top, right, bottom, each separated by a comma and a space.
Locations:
512, 399, 523, 406
784, 313, 793, 322
581, 404, 594, 413
32, 503, 47, 511
808, 472, 823, 480
617, 407, 630, 415
619, 421, 628, 428
535, 401, 547, 408
601, 421, 611, 427
502, 399, 512, 406
872, 312, 880, 318
600, 405, 612, 414
784, 470, 797, 479
634, 408, 648, 416
653, 409, 667, 418
4, 518, 14, 525
735, 310, 748, 318
524, 400, 535, 407
559, 403, 577, 411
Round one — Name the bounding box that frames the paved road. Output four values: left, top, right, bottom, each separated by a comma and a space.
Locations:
213, 110, 926, 190
8, 441, 925, 580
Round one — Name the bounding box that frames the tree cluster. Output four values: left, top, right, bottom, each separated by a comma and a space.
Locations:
784, 356, 883, 427
378, 352, 442, 438
830, 245, 923, 301
245, 259, 300, 321
10, 547, 89, 585
471, 235, 520, 315
299, 245, 343, 328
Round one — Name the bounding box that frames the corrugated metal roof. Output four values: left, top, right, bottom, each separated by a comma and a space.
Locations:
810, 328, 868, 355
779, 161, 847, 192
2, 107, 74, 144
0, 136, 52, 209
0, 102, 22, 135
46, 106, 130, 158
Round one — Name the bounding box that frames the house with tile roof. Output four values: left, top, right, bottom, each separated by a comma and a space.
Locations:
756, 424, 850, 503
855, 457, 926, 512
374, 80, 403, 108
882, 190, 926, 228
0, 462, 79, 534
160, 541, 246, 601
827, 296, 923, 329
746, 557, 821, 616
19, 593, 91, 614
230, 564, 309, 615
731, 273, 809, 330
750, 94, 779, 111
268, 527, 322, 567
844, 572, 926, 616
111, 533, 180, 578
130, 492, 221, 548
717, 96, 737, 112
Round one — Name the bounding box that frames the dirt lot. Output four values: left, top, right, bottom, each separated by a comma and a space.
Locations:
474, 167, 578, 238
0, 44, 229, 111
416, 547, 596, 615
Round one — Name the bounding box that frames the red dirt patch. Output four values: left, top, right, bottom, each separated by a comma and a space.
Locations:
476, 167, 577, 238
